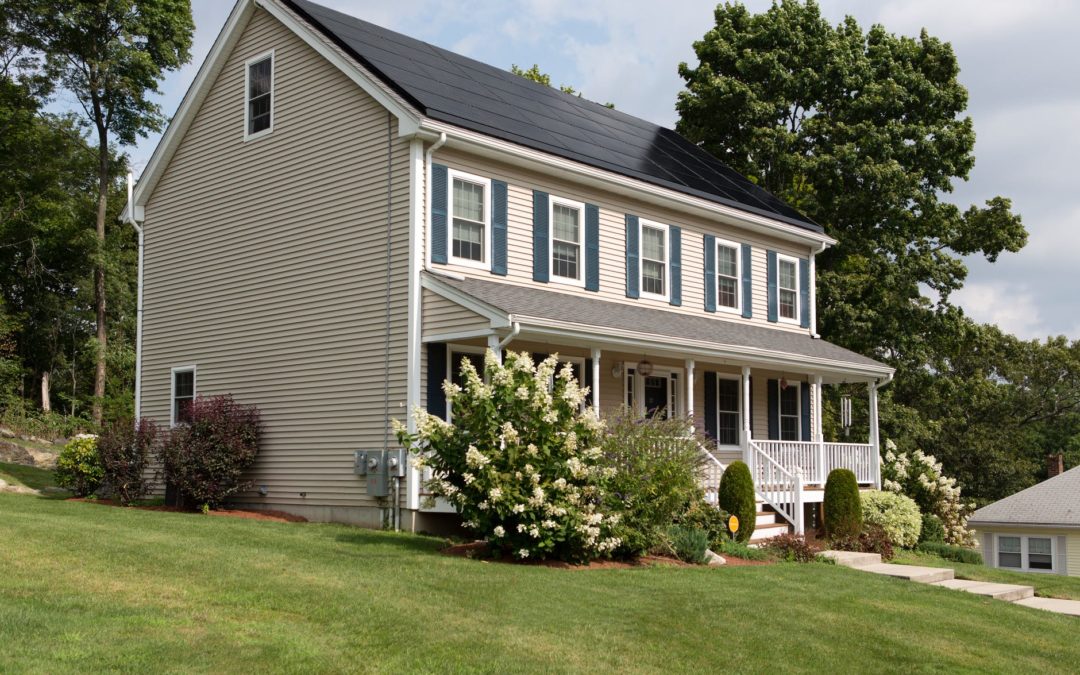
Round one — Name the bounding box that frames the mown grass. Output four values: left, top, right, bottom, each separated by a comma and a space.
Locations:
1, 493, 1078, 674
0, 461, 64, 495
895, 549, 1080, 601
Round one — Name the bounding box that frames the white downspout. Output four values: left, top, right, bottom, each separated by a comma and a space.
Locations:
126, 173, 145, 424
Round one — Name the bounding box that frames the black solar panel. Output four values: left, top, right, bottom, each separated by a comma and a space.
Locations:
285, 0, 821, 233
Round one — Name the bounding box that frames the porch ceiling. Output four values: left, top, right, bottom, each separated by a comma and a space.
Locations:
422, 273, 893, 382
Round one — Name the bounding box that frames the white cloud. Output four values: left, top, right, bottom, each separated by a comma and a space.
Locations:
952, 281, 1050, 339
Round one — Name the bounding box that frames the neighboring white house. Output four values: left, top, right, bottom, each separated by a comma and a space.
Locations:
969, 464, 1080, 576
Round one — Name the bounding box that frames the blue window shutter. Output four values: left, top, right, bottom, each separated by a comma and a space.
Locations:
584, 358, 594, 406
766, 250, 778, 323
426, 343, 447, 420
767, 379, 779, 440
741, 243, 753, 318
625, 214, 639, 298
491, 180, 508, 275
801, 381, 811, 441
669, 225, 682, 306
703, 371, 717, 440
799, 257, 810, 328
532, 191, 549, 282
703, 235, 716, 312
431, 164, 448, 264
585, 204, 600, 292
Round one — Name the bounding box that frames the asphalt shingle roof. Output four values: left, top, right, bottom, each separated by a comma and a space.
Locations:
970, 466, 1080, 527
285, 0, 822, 233
434, 275, 889, 371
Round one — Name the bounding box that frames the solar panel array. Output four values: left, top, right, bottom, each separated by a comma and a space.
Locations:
287, 0, 821, 232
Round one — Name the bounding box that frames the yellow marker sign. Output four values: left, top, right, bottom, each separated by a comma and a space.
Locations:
728, 514, 740, 534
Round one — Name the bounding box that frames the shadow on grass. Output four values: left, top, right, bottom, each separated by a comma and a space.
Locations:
333, 529, 446, 555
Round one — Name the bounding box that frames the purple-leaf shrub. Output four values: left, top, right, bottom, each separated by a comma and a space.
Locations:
98, 418, 159, 505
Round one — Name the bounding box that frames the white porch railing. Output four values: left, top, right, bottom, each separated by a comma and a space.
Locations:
698, 442, 726, 507
754, 440, 876, 486
747, 440, 804, 535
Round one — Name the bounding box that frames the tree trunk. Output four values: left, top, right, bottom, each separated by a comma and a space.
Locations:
41, 371, 51, 413
92, 133, 108, 426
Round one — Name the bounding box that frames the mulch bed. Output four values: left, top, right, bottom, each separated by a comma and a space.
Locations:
68, 498, 307, 523
441, 541, 775, 569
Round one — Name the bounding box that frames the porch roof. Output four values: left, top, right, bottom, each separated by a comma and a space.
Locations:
424, 274, 893, 380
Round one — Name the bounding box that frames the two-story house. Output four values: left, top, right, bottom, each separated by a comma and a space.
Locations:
123, 0, 894, 537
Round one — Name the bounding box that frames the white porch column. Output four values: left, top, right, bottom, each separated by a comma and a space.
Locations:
487, 334, 501, 363
591, 348, 601, 416
814, 375, 824, 484
741, 366, 752, 460
869, 380, 881, 488
685, 359, 695, 431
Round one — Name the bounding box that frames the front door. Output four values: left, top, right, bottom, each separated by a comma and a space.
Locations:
643, 375, 670, 419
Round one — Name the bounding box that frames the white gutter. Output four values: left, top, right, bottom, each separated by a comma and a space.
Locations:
126, 173, 145, 423
496, 322, 521, 351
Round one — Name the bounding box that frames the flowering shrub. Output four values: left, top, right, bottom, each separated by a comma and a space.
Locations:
55, 434, 103, 497
97, 418, 159, 505
159, 395, 261, 510
860, 490, 921, 549
395, 350, 621, 562
882, 441, 975, 546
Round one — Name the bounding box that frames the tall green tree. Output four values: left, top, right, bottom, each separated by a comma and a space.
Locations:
25, 0, 193, 425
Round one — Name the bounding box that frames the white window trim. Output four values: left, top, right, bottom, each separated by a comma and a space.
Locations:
243, 50, 275, 142
548, 195, 586, 287
170, 365, 197, 428
639, 219, 670, 302
444, 344, 486, 423
995, 533, 1057, 574
715, 237, 742, 315
776, 252, 801, 325
446, 168, 492, 271
622, 362, 684, 418
715, 373, 742, 449
777, 379, 802, 441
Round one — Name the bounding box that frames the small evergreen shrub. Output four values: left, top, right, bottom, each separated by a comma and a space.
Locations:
54, 434, 103, 497
830, 523, 895, 561
861, 490, 921, 548
919, 513, 946, 544
159, 395, 261, 510
717, 461, 755, 543
668, 525, 709, 564
762, 533, 819, 563
97, 418, 158, 505
823, 468, 862, 539
917, 541, 983, 565
714, 537, 771, 561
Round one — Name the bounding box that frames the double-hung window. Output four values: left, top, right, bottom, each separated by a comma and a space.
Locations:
550, 197, 584, 285
716, 377, 740, 446
171, 366, 196, 426
449, 170, 490, 267
998, 535, 1055, 572
640, 220, 668, 299
245, 51, 274, 139
716, 239, 741, 312
777, 254, 799, 322
779, 382, 800, 441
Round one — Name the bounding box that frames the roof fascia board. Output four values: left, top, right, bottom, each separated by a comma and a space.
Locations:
420, 274, 512, 327
967, 520, 1080, 531
125, 0, 422, 218
418, 119, 837, 249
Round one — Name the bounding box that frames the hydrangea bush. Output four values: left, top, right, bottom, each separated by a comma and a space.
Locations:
882, 440, 975, 546
395, 350, 621, 562
860, 490, 922, 549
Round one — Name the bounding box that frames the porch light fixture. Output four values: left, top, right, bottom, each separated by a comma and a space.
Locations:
637, 358, 654, 377
780, 376, 789, 391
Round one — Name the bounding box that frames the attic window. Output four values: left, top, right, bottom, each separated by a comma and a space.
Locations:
245, 51, 274, 139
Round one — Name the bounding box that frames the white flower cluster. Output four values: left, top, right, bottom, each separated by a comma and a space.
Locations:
881, 439, 975, 546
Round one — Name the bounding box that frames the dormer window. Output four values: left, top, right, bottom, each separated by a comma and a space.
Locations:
245, 51, 274, 140
449, 169, 490, 268
640, 220, 669, 299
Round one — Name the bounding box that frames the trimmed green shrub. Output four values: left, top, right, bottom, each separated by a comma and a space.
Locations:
861, 490, 921, 548
668, 525, 709, 564
917, 541, 983, 565
675, 501, 730, 551
54, 434, 103, 497
762, 533, 818, 563
823, 468, 862, 539
98, 418, 158, 505
830, 523, 895, 561
717, 461, 755, 543
919, 513, 946, 544
714, 537, 771, 561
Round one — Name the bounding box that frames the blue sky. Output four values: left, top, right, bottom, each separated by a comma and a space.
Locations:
128, 0, 1080, 340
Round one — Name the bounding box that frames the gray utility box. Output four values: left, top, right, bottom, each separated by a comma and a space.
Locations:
354, 450, 394, 498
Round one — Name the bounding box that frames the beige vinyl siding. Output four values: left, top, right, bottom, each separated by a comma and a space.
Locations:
430, 146, 813, 334
422, 288, 490, 338
141, 8, 411, 514
1071, 534, 1080, 577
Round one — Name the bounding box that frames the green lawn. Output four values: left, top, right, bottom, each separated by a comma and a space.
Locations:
2, 494, 1078, 674
0, 461, 65, 496
895, 550, 1080, 601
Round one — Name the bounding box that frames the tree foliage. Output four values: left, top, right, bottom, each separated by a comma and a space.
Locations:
510, 63, 615, 108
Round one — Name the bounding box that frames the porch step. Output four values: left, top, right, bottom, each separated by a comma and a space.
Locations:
755, 511, 776, 526
748, 522, 789, 543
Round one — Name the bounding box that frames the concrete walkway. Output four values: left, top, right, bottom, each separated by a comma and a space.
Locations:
821, 550, 1080, 617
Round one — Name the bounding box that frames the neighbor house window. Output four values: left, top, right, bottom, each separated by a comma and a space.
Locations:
716, 377, 740, 446
716, 240, 740, 311
640, 221, 668, 298
779, 382, 800, 441
171, 366, 196, 426
997, 535, 1055, 572
550, 197, 583, 284
245, 52, 274, 139
449, 170, 489, 266
777, 255, 799, 321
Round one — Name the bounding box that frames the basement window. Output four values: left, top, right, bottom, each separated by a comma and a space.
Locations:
245, 51, 274, 140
